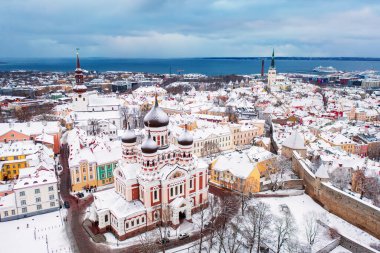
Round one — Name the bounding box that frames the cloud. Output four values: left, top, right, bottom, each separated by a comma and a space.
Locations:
0, 0, 379, 57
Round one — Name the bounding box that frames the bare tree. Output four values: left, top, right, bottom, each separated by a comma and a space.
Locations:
121, 106, 139, 129
201, 140, 220, 157
88, 119, 100, 135
303, 212, 320, 246
241, 202, 271, 253
215, 195, 239, 253
330, 168, 351, 190
138, 232, 160, 253
265, 156, 291, 192
156, 205, 172, 253
205, 194, 220, 253
274, 211, 297, 253
226, 105, 238, 123
363, 177, 380, 207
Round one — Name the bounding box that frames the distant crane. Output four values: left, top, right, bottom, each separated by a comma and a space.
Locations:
177, 69, 184, 75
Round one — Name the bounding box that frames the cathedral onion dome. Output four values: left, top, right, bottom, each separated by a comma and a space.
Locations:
143, 95, 169, 128
141, 131, 158, 154
121, 123, 136, 143
178, 125, 193, 146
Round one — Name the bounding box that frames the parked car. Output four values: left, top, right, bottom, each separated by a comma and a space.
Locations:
64, 201, 70, 208
178, 233, 189, 240
76, 192, 84, 198
156, 238, 170, 245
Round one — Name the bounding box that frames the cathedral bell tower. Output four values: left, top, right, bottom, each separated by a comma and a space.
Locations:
72, 49, 89, 112
267, 49, 277, 86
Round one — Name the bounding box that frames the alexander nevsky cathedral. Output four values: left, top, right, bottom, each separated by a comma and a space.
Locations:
90, 95, 209, 240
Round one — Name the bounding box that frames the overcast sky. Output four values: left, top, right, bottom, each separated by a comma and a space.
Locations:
1, 0, 380, 58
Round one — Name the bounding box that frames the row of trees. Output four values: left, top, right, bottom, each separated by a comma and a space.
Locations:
138, 192, 323, 253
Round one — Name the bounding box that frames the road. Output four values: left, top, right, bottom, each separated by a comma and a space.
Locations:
59, 143, 239, 253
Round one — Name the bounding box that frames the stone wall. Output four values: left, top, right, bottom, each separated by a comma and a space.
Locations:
292, 151, 380, 239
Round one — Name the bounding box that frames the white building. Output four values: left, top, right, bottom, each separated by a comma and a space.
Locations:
0, 167, 59, 221
69, 53, 124, 132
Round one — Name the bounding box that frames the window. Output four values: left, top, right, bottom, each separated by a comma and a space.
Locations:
49, 194, 55, 200
37, 204, 42, 210
153, 190, 158, 201
50, 202, 55, 207
105, 215, 108, 222
136, 219, 139, 225
11, 210, 15, 215
4, 211, 8, 217
83, 176, 86, 181
48, 186, 54, 191
36, 197, 41, 203
76, 178, 80, 183
131, 220, 134, 226
170, 188, 173, 197
180, 185, 183, 194
21, 200, 26, 205
19, 191, 25, 197
190, 179, 193, 189
175, 186, 178, 195
35, 189, 40, 194
141, 216, 145, 223
125, 222, 129, 229
22, 207, 27, 213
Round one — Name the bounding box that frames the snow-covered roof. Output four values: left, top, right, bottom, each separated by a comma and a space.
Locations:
93, 189, 145, 218
282, 131, 306, 150
315, 164, 330, 179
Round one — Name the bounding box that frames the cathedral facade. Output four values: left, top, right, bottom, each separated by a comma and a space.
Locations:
90, 96, 209, 240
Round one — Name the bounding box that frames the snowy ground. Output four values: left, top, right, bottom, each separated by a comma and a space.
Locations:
330, 246, 352, 253
258, 194, 380, 251
104, 221, 196, 249
0, 210, 72, 253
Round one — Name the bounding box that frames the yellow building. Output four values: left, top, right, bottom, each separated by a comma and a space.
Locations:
209, 146, 277, 194
320, 132, 356, 154
69, 148, 98, 192
0, 141, 53, 181
0, 155, 28, 181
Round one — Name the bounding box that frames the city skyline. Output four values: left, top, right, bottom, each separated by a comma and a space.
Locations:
1, 0, 380, 58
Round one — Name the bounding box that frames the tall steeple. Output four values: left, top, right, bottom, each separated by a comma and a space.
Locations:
270, 49, 275, 69
267, 48, 277, 86
73, 49, 87, 93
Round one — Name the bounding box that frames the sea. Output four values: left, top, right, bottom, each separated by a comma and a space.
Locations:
0, 57, 380, 76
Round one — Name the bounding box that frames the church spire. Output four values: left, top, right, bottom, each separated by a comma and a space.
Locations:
73, 49, 87, 93
76, 48, 81, 69
270, 49, 275, 69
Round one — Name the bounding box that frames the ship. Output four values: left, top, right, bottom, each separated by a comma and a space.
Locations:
313, 66, 337, 73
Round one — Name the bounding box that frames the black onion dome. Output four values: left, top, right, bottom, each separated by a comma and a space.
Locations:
178, 125, 193, 146
122, 124, 137, 143
143, 95, 169, 128
141, 131, 158, 154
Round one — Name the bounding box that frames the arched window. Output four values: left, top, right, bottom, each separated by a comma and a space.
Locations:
141, 216, 145, 223
131, 220, 134, 226
125, 222, 129, 229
